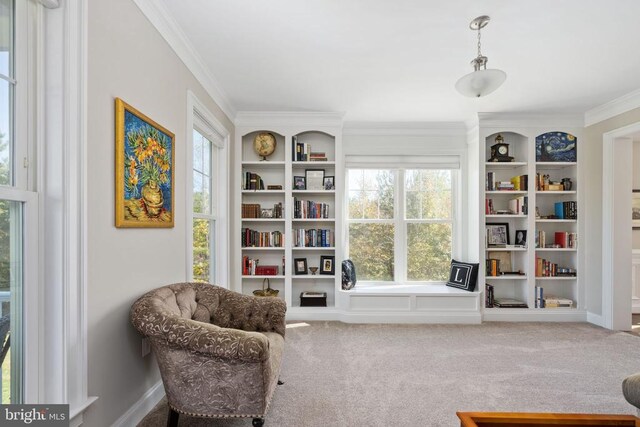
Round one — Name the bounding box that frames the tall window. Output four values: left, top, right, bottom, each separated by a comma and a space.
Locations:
0, 0, 37, 404
347, 167, 457, 283
192, 129, 217, 282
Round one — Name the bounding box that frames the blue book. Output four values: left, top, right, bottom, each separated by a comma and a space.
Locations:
555, 202, 564, 219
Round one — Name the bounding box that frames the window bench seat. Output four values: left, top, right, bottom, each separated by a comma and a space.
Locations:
337, 284, 481, 324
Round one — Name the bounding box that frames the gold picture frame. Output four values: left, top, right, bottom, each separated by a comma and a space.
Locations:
115, 98, 175, 228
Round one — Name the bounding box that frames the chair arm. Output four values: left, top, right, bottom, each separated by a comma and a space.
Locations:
623, 373, 640, 409
215, 289, 287, 337
131, 298, 270, 362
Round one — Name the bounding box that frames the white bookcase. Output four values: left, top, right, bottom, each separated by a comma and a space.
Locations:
234, 113, 343, 318
477, 115, 584, 321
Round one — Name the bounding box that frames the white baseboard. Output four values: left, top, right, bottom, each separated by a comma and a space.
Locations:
286, 309, 482, 324
587, 311, 606, 328
111, 380, 165, 427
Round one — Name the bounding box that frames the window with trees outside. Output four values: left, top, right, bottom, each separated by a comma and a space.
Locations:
192, 129, 218, 282
347, 168, 456, 283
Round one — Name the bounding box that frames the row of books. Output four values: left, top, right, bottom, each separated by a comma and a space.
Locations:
241, 229, 284, 248
508, 196, 528, 215
292, 136, 328, 162
486, 173, 528, 191
535, 256, 577, 277
536, 286, 573, 308
535, 173, 567, 191
241, 203, 283, 219
241, 256, 281, 276
242, 171, 265, 190
484, 285, 529, 308
554, 201, 577, 219
293, 198, 330, 219
535, 231, 577, 249
293, 228, 335, 248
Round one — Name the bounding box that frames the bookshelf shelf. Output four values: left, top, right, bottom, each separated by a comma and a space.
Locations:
241, 190, 285, 194
535, 276, 577, 280
292, 247, 336, 251
486, 191, 528, 195
485, 276, 528, 280
535, 219, 577, 223
484, 162, 528, 169
535, 248, 576, 252
241, 247, 285, 251
241, 161, 286, 167
486, 214, 527, 218
485, 247, 527, 252
535, 191, 576, 195
237, 119, 342, 313
536, 161, 577, 169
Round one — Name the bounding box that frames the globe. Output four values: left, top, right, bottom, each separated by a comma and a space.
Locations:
253, 132, 277, 160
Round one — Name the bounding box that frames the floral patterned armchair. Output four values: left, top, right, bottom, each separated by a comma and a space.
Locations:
130, 283, 286, 427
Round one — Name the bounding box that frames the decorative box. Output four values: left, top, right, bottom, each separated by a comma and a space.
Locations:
300, 292, 327, 307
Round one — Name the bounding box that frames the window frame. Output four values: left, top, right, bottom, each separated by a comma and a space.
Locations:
186, 92, 229, 287
345, 165, 460, 285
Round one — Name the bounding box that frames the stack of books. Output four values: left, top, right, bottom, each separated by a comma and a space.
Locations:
493, 298, 528, 308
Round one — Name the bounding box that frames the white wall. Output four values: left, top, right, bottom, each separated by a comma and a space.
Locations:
633, 141, 640, 249
584, 107, 640, 317
85, 0, 234, 425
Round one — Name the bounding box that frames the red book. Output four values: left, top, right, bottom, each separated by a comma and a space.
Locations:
554, 232, 568, 248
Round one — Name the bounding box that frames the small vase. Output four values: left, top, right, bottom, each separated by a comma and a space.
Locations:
561, 178, 573, 191
142, 180, 164, 217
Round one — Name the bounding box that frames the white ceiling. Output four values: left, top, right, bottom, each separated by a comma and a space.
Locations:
160, 0, 640, 122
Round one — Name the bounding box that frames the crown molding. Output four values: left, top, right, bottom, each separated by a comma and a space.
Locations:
477, 112, 584, 129
132, 0, 236, 121
584, 88, 640, 127
235, 111, 344, 130
342, 121, 466, 137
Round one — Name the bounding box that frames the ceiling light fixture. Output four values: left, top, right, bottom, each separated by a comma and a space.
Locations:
455, 15, 506, 98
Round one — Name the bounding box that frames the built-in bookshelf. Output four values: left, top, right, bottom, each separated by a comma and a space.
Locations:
235, 115, 342, 316
479, 118, 583, 321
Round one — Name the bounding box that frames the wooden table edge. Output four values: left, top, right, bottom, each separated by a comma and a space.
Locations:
456, 411, 640, 426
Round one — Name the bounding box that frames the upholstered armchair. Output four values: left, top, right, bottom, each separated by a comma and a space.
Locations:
623, 373, 640, 414
130, 283, 286, 427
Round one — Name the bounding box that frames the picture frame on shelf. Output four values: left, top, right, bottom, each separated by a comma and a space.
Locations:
486, 223, 509, 247
320, 255, 335, 275
323, 176, 335, 190
487, 251, 512, 274
535, 131, 577, 162
293, 176, 306, 190
260, 208, 273, 219
294, 258, 308, 275
515, 229, 527, 247
633, 190, 640, 228
305, 169, 325, 191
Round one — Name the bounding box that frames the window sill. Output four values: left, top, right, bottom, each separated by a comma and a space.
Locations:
341, 283, 480, 295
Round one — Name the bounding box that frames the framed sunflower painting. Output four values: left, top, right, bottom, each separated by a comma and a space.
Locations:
115, 98, 175, 228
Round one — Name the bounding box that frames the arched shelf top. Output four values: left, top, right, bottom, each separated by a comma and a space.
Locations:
294, 130, 336, 139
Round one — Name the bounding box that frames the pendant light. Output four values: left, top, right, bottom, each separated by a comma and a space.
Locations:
455, 15, 507, 98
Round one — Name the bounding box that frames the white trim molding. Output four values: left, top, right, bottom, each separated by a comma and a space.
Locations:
235, 111, 344, 129
478, 112, 585, 129
38, 0, 60, 8
131, 0, 236, 121
343, 121, 466, 137
111, 381, 165, 427
585, 89, 640, 127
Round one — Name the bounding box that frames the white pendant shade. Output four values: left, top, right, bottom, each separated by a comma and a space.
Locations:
455, 69, 507, 98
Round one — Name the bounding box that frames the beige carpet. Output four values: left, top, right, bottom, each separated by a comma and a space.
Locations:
139, 321, 640, 427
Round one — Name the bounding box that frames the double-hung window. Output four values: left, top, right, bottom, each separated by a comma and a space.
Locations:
188, 96, 229, 286
0, 0, 39, 404
346, 158, 459, 284
192, 129, 218, 282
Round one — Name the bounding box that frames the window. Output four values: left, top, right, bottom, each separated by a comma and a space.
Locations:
192, 129, 217, 282
347, 167, 457, 283
187, 93, 229, 287
0, 0, 39, 404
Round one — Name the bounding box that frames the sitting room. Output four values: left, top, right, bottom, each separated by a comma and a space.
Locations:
3, 0, 640, 426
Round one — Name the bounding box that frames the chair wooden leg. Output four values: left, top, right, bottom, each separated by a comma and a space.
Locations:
252, 418, 265, 427
167, 408, 179, 427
